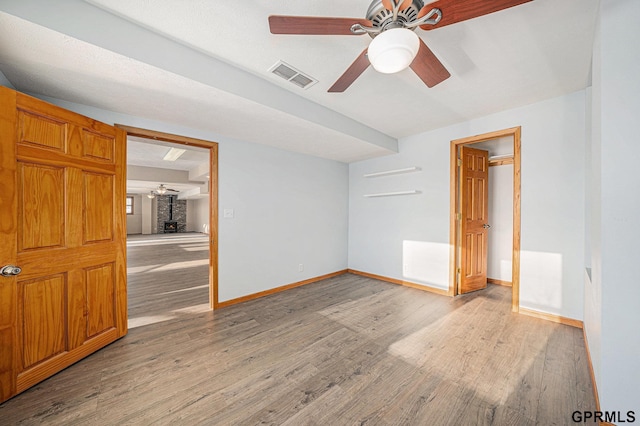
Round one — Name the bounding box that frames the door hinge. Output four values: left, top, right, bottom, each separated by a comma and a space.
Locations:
457, 158, 462, 166
456, 212, 461, 221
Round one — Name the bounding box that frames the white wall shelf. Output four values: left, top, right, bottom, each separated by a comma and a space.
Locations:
363, 166, 421, 178
364, 190, 420, 198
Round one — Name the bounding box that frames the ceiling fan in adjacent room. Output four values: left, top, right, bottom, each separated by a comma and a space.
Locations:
269, 0, 533, 92
146, 184, 180, 198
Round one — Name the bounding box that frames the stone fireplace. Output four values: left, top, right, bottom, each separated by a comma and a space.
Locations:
156, 195, 186, 233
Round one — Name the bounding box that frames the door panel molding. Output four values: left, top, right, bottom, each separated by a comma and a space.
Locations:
18, 162, 66, 251
19, 274, 67, 370
449, 127, 521, 311
16, 328, 119, 394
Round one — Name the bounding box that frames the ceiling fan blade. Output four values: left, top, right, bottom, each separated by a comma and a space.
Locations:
269, 16, 372, 35
419, 0, 533, 30
381, 0, 412, 12
410, 39, 450, 88
328, 49, 370, 93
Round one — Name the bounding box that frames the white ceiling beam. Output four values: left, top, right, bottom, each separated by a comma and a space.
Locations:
0, 0, 398, 154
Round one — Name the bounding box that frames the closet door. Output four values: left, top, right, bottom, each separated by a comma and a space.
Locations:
459, 146, 489, 294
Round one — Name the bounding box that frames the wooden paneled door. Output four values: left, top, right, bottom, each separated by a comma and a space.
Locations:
459, 146, 490, 294
0, 88, 127, 403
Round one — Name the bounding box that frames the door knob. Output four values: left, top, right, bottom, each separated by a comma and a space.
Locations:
1, 265, 22, 277
483, 224, 491, 229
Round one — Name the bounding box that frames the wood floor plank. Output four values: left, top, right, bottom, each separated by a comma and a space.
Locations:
317, 355, 422, 425
535, 324, 582, 425
0, 234, 597, 424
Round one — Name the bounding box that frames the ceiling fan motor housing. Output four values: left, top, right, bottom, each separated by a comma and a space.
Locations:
366, 0, 425, 36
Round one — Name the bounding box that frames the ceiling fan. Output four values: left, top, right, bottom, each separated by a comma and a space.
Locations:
269, 0, 533, 92
147, 184, 180, 198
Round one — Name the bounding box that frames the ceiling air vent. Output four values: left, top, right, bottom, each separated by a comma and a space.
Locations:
269, 61, 317, 89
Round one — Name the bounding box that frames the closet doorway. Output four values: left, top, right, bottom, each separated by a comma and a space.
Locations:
449, 127, 521, 312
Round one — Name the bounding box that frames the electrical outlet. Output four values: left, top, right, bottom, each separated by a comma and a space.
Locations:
298, 264, 304, 272
403, 264, 409, 273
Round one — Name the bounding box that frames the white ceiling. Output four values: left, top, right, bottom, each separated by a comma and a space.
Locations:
126, 136, 209, 198
127, 136, 209, 172
0, 0, 598, 163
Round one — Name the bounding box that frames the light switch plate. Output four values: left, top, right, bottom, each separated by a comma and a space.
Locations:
223, 209, 234, 218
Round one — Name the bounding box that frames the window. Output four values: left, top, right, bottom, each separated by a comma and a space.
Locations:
126, 196, 134, 215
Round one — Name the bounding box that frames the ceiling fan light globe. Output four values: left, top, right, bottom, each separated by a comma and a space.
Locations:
368, 28, 419, 74
156, 184, 167, 195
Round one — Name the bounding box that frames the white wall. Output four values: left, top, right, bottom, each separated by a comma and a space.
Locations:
140, 195, 152, 234
128, 165, 191, 183
0, 70, 15, 89
586, 0, 640, 411
126, 194, 142, 234
349, 91, 586, 320
186, 199, 197, 232
151, 197, 158, 234
35, 96, 349, 303
487, 164, 513, 282
187, 198, 209, 234
219, 142, 348, 301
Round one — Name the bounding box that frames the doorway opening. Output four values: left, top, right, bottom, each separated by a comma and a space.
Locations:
449, 127, 521, 312
118, 125, 219, 319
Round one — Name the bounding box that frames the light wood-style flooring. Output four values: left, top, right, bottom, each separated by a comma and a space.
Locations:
0, 233, 596, 425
